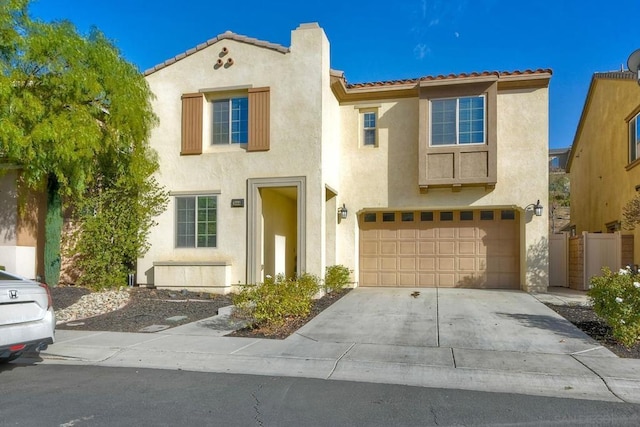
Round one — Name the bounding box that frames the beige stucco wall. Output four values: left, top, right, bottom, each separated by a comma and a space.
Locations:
334, 86, 549, 291
0, 171, 39, 278
139, 24, 331, 287
570, 78, 640, 264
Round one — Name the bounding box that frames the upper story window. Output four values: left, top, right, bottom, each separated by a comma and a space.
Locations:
213, 97, 248, 144
363, 112, 377, 146
181, 87, 270, 155
630, 113, 640, 163
431, 96, 485, 146
176, 195, 217, 248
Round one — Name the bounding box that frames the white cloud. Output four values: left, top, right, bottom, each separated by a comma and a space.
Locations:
414, 43, 430, 59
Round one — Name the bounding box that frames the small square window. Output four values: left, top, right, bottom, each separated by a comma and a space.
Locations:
363, 213, 377, 223
480, 211, 494, 220
401, 212, 414, 222
382, 212, 395, 222
420, 212, 434, 221
501, 210, 515, 220
460, 211, 473, 221
440, 211, 453, 221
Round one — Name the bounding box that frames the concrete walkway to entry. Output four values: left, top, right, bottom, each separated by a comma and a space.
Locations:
31, 288, 640, 403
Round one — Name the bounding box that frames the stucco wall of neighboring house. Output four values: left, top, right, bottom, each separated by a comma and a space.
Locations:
569, 77, 640, 264
0, 171, 40, 279
138, 24, 331, 287
334, 85, 549, 291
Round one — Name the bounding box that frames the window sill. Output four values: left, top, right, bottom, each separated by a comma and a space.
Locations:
625, 157, 640, 171
203, 144, 248, 154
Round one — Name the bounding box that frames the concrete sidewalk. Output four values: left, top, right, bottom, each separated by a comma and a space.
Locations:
28, 288, 640, 403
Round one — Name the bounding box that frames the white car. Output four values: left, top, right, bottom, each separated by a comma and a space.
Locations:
0, 270, 55, 363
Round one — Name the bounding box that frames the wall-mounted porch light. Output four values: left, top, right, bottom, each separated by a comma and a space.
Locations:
526, 200, 543, 217
338, 203, 348, 220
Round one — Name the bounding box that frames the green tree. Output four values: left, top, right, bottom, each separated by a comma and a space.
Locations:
0, 0, 165, 287
549, 174, 570, 208
623, 194, 640, 231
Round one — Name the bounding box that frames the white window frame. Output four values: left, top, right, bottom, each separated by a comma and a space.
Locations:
362, 111, 377, 146
212, 97, 248, 145
175, 194, 218, 248
430, 95, 486, 146
630, 113, 640, 163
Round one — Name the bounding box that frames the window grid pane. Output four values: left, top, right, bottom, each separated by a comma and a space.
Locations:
213, 97, 248, 144
197, 196, 217, 247
431, 96, 484, 146
231, 98, 248, 143
176, 197, 196, 247
176, 196, 217, 248
213, 100, 229, 144
431, 99, 456, 145
363, 112, 376, 145
458, 96, 484, 144
632, 116, 640, 162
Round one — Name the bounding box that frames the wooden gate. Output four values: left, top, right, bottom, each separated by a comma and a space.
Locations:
549, 233, 568, 287
567, 232, 634, 290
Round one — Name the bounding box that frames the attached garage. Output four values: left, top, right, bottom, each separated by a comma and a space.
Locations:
359, 209, 520, 289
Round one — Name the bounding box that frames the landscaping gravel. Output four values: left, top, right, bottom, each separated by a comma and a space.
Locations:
53, 286, 233, 333
545, 304, 640, 359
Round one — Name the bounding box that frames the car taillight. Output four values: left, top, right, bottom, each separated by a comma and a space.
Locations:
10, 344, 26, 352
39, 283, 53, 309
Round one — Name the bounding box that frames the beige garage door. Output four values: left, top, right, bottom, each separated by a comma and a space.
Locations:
359, 210, 519, 289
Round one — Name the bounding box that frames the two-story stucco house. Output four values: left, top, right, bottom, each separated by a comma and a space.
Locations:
137, 23, 551, 293
567, 71, 640, 262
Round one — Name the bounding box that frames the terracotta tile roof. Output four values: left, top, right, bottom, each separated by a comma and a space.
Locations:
345, 69, 553, 89
593, 71, 635, 80
144, 31, 289, 76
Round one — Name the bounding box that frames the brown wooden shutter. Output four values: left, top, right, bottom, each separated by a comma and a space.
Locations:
181, 93, 203, 155
247, 87, 270, 152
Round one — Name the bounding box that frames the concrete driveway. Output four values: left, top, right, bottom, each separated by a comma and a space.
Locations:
291, 287, 611, 356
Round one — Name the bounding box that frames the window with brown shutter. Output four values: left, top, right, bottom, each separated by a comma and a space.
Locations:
181, 93, 203, 155
247, 87, 270, 152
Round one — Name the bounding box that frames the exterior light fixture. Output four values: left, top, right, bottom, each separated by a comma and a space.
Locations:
338, 203, 348, 220
526, 200, 543, 217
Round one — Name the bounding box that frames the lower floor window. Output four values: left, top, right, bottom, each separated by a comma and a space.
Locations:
176, 195, 217, 247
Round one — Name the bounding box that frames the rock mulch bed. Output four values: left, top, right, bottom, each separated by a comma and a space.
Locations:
52, 286, 232, 333
546, 304, 640, 359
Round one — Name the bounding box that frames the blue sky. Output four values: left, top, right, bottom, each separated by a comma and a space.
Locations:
29, 0, 640, 149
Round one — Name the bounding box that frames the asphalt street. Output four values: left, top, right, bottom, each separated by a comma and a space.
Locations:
2, 364, 640, 426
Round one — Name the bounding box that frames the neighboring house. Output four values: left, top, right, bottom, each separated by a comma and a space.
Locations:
0, 169, 44, 279
137, 23, 551, 293
548, 147, 571, 233
549, 147, 570, 172
567, 71, 640, 258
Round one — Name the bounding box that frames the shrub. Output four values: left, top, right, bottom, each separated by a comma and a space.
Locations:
588, 267, 640, 347
233, 273, 320, 327
324, 264, 352, 294
69, 177, 168, 291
